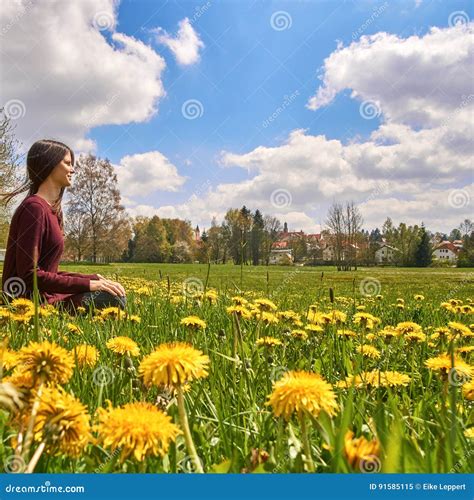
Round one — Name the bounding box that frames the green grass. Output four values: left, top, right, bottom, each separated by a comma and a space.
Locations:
0, 264, 473, 474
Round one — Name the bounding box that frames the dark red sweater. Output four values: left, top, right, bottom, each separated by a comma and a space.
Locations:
2, 195, 98, 304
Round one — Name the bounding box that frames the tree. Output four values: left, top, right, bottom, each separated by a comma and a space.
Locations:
414, 224, 432, 267
65, 154, 131, 263
207, 217, 224, 264
261, 215, 281, 266
131, 216, 171, 262
457, 231, 474, 267
0, 110, 22, 246
326, 201, 363, 270
250, 209, 264, 265
459, 219, 474, 237
449, 228, 462, 241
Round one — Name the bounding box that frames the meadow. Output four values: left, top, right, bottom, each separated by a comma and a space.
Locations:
0, 264, 472, 474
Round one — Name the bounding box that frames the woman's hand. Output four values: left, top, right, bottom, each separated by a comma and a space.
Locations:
95, 274, 126, 296
90, 278, 125, 297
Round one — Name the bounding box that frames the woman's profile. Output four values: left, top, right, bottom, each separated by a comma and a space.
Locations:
1, 139, 126, 312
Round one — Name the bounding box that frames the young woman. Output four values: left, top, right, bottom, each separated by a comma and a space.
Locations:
1, 139, 126, 312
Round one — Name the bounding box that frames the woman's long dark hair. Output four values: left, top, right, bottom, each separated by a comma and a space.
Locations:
1, 139, 74, 230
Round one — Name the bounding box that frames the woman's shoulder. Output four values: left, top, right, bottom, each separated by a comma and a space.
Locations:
16, 195, 50, 217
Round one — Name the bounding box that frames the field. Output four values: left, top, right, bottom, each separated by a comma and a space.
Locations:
0, 264, 473, 474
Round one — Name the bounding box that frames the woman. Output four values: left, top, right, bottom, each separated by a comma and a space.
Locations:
1, 139, 126, 312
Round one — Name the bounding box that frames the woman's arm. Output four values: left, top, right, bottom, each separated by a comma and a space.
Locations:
15, 203, 92, 294
57, 271, 100, 280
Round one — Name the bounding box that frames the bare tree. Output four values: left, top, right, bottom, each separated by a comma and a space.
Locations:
326, 201, 363, 271
65, 154, 131, 263
0, 110, 22, 246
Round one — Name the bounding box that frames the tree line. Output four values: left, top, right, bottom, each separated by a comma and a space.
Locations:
0, 110, 473, 268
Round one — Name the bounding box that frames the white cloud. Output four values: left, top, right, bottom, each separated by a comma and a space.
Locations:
115, 151, 186, 197
154, 18, 204, 66
0, 0, 166, 151
307, 25, 474, 128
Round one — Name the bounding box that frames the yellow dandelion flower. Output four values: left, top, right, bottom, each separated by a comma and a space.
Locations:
395, 321, 423, 336
414, 294, 425, 301
128, 314, 141, 324
100, 307, 126, 320
254, 298, 277, 312
464, 428, 474, 439
425, 354, 473, 380
106, 336, 140, 357
353, 312, 380, 330
291, 330, 308, 341
356, 345, 381, 359
226, 305, 252, 319
180, 316, 207, 330
405, 332, 427, 343
73, 344, 99, 368
448, 322, 472, 337
96, 402, 181, 462
139, 342, 209, 388
0, 348, 19, 371
266, 371, 338, 420
337, 328, 357, 338
304, 324, 324, 334
256, 336, 282, 347
66, 323, 81, 334
340, 370, 411, 389
16, 341, 74, 385
462, 381, 474, 400
204, 290, 218, 304
277, 310, 300, 321
259, 312, 279, 325
11, 298, 35, 316
31, 386, 91, 457
136, 286, 153, 296
231, 296, 248, 306
457, 346, 474, 355
344, 430, 380, 470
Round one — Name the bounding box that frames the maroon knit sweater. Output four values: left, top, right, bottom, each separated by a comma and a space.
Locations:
2, 194, 98, 304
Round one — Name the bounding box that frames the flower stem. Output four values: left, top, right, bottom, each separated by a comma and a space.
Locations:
176, 385, 203, 473
299, 413, 315, 473
26, 441, 45, 473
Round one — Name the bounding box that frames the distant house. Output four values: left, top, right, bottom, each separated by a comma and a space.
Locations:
269, 241, 293, 265
0, 248, 6, 262
323, 243, 359, 262
433, 241, 460, 262
375, 244, 398, 264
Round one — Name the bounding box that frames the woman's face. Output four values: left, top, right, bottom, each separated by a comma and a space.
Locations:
50, 151, 75, 187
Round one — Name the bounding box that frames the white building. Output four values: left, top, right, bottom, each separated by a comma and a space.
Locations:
268, 248, 293, 265
375, 244, 398, 264
433, 241, 459, 262
0, 248, 6, 262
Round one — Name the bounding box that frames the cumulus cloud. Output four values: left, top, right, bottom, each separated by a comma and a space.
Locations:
0, 0, 166, 151
115, 151, 186, 197
307, 24, 474, 128
154, 18, 204, 66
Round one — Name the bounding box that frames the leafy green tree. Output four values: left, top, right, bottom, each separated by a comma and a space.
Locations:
414, 225, 432, 267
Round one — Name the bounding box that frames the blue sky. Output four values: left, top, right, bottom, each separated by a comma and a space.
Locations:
2, 0, 473, 232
